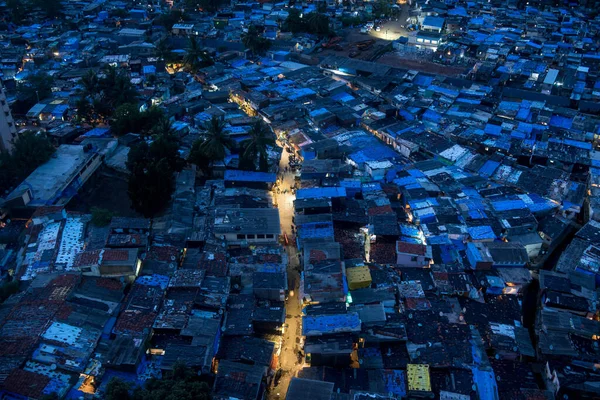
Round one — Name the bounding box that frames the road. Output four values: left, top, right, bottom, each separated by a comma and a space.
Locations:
369, 4, 411, 41
270, 145, 303, 399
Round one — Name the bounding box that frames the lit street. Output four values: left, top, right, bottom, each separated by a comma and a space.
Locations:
270, 144, 303, 399
368, 3, 411, 41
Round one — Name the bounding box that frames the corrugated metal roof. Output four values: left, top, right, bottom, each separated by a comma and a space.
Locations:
407, 364, 431, 392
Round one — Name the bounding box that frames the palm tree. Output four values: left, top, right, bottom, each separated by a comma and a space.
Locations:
241, 25, 272, 57
242, 121, 275, 172
155, 37, 173, 62
306, 12, 329, 36
149, 119, 185, 172
201, 116, 233, 161
183, 37, 213, 72
79, 70, 100, 97
151, 117, 176, 138
100, 66, 138, 109
189, 116, 234, 173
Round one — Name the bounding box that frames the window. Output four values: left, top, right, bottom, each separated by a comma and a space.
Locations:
237, 234, 245, 240
266, 234, 274, 239
247, 234, 255, 239
411, 256, 418, 262
257, 234, 265, 239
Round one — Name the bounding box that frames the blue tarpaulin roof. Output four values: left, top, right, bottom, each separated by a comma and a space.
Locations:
136, 274, 170, 289
422, 109, 442, 123
349, 145, 398, 164
399, 109, 415, 120
479, 160, 500, 178
296, 187, 346, 199
143, 65, 156, 74
549, 115, 573, 129
224, 170, 276, 183
393, 176, 418, 187
492, 199, 527, 211
298, 221, 334, 240
303, 313, 361, 335
484, 124, 502, 136
472, 368, 499, 400
414, 74, 434, 87
381, 370, 406, 397
331, 92, 355, 103
83, 127, 110, 137
467, 226, 496, 240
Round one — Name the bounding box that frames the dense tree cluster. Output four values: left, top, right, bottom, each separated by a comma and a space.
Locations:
0, 131, 55, 195
188, 117, 276, 174
241, 25, 272, 57
284, 9, 331, 36
240, 121, 276, 172
156, 9, 186, 31
13, 72, 54, 116
104, 362, 211, 400
76, 67, 139, 125
110, 105, 165, 137
183, 37, 214, 73
127, 120, 185, 217
6, 0, 63, 23
189, 116, 233, 173
0, 281, 19, 304
184, 0, 226, 12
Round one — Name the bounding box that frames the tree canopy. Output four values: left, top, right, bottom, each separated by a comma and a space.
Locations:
156, 9, 185, 31
32, 0, 63, 19
156, 37, 174, 62
241, 25, 272, 57
185, 0, 225, 12
6, 0, 29, 23
0, 281, 19, 304
110, 104, 164, 137
188, 116, 233, 174
104, 362, 211, 400
183, 37, 214, 73
127, 120, 184, 217
241, 121, 275, 172
14, 72, 54, 115
284, 10, 330, 36
91, 207, 115, 227
0, 131, 55, 195
101, 67, 139, 110
284, 8, 304, 34
75, 68, 139, 125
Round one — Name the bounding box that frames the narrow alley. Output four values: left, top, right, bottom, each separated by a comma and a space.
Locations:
270, 144, 302, 399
